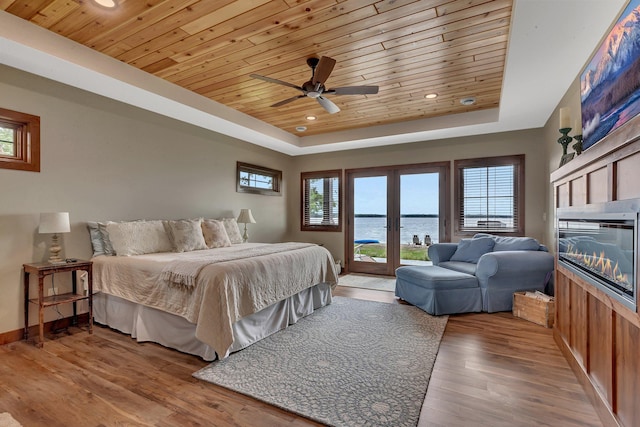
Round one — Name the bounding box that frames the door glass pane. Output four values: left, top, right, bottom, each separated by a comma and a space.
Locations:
399, 173, 439, 266
354, 176, 387, 264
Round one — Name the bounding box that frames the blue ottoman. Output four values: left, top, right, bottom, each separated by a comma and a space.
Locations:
395, 266, 482, 315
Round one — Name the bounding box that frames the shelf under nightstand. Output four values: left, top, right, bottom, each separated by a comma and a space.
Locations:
23, 260, 93, 347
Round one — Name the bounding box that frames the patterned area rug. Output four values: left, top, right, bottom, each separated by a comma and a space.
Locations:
194, 297, 448, 427
337, 273, 397, 292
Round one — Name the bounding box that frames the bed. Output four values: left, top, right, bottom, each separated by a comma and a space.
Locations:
88, 219, 338, 360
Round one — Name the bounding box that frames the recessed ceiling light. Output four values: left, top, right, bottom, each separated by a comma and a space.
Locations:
460, 96, 476, 106
425, 93, 438, 99
306, 115, 317, 121
93, 0, 117, 8
296, 126, 307, 132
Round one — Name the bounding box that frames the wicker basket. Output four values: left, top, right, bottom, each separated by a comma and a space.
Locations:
513, 291, 555, 328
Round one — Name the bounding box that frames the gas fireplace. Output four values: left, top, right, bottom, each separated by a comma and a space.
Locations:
557, 210, 637, 311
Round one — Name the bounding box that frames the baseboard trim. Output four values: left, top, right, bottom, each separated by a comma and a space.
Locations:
553, 329, 621, 427
0, 314, 90, 346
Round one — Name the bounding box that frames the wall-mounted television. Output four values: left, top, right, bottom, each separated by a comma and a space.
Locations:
580, 0, 640, 151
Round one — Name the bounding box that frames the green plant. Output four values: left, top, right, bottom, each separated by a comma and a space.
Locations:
356, 244, 430, 261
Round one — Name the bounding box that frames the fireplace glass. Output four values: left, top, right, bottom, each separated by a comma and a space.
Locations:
558, 213, 637, 311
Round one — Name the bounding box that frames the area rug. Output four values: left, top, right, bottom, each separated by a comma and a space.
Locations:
194, 297, 448, 427
337, 273, 397, 292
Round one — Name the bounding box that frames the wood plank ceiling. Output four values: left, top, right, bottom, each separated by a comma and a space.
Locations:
2, 0, 512, 137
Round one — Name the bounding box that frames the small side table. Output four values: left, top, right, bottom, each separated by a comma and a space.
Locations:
23, 260, 93, 347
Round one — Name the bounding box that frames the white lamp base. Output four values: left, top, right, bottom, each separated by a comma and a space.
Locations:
48, 234, 65, 264
242, 224, 249, 243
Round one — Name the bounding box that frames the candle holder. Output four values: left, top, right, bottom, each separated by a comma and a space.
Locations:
557, 128, 573, 155
572, 134, 583, 155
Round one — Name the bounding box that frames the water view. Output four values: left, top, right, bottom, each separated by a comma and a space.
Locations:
354, 215, 439, 244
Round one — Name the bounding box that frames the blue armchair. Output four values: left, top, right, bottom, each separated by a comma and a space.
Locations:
426, 234, 554, 312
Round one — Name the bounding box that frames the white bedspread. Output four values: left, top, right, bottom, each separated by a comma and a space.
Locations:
159, 242, 316, 288
92, 243, 338, 358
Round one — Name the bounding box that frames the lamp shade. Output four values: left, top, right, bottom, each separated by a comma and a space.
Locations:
39, 212, 70, 234
237, 209, 256, 224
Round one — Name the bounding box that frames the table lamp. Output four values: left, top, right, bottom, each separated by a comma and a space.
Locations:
237, 209, 256, 243
39, 212, 70, 264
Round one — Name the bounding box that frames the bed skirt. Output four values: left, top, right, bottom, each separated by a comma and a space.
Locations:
93, 282, 333, 361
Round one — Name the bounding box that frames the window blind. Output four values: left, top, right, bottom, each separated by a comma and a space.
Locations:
459, 164, 518, 232
303, 176, 340, 226
301, 170, 341, 231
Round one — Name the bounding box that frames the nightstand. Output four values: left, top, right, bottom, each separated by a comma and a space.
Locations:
23, 260, 93, 347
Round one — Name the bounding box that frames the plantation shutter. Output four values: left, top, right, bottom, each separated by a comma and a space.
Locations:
301, 170, 342, 231
303, 178, 313, 226
458, 161, 520, 233
322, 177, 335, 224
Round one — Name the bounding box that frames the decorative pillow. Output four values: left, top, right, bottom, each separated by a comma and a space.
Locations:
163, 219, 208, 253
474, 233, 540, 251
97, 221, 117, 256
450, 237, 495, 263
86, 222, 105, 257
201, 219, 232, 248
106, 220, 173, 256
219, 217, 243, 244
94, 220, 144, 256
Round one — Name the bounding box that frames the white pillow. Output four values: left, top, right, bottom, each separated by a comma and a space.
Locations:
106, 220, 172, 256
201, 219, 232, 248
164, 219, 208, 252
220, 218, 243, 244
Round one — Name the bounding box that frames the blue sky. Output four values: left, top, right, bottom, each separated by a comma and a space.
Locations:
354, 173, 439, 215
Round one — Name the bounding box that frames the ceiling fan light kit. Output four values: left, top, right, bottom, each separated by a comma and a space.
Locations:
250, 56, 379, 114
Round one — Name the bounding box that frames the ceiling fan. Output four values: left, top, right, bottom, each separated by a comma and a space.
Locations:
250, 56, 379, 114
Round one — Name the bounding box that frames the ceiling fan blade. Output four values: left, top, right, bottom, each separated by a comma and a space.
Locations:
317, 96, 340, 114
330, 85, 379, 95
312, 56, 336, 85
271, 95, 305, 107
250, 74, 302, 91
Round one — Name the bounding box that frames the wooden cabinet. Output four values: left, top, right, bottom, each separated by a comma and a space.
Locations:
551, 115, 640, 427
554, 267, 640, 427
23, 260, 93, 348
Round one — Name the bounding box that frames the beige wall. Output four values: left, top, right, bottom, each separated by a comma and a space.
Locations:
0, 64, 556, 337
286, 129, 550, 265
0, 65, 291, 334
542, 77, 582, 251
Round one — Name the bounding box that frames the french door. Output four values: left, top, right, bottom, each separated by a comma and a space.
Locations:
345, 162, 449, 275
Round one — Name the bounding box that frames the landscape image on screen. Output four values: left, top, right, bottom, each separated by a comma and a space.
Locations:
581, 0, 640, 150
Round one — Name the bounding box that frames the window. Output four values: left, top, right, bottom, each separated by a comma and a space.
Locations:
0, 107, 40, 172
454, 154, 524, 236
301, 170, 342, 232
237, 162, 281, 196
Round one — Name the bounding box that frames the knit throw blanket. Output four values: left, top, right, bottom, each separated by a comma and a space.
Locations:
159, 242, 316, 289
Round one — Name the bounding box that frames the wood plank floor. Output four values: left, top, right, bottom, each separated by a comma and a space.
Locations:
0, 286, 602, 427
